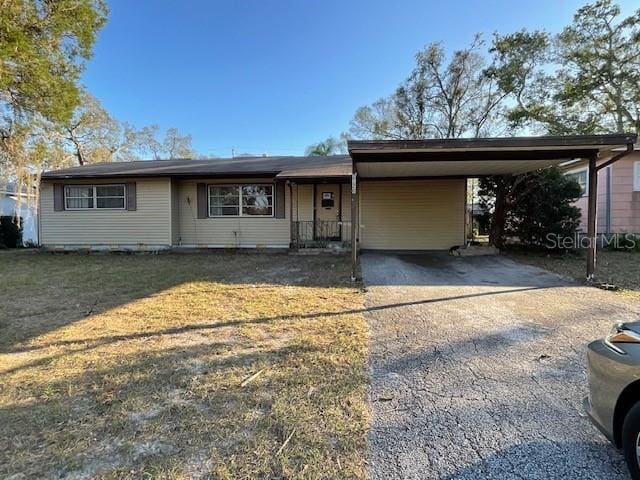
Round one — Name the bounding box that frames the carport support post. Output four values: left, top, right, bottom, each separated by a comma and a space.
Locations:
351, 173, 358, 281
586, 155, 598, 281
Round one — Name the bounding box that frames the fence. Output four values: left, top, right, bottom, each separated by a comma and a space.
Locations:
291, 221, 351, 247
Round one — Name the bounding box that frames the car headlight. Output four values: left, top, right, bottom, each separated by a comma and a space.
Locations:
604, 323, 640, 355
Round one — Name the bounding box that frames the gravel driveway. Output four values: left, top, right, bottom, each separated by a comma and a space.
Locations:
362, 252, 640, 480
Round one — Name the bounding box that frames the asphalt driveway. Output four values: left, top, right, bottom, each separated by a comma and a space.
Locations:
362, 252, 640, 480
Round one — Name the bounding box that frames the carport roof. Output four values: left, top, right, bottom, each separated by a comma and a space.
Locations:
348, 134, 637, 178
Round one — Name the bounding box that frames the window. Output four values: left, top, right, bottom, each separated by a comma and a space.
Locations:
208, 184, 273, 217
65, 186, 93, 209
567, 170, 588, 197
209, 186, 240, 216
65, 185, 126, 210
634, 161, 640, 192
242, 185, 273, 216
96, 185, 126, 208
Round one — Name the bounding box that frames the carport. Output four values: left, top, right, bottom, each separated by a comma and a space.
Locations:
347, 134, 637, 280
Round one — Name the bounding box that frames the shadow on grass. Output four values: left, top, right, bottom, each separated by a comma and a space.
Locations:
1, 250, 577, 354
0, 252, 368, 478
0, 339, 357, 479
0, 251, 353, 352
1, 285, 553, 370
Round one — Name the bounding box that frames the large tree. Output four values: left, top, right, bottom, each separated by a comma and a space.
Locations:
138, 125, 195, 160
350, 36, 506, 140
57, 92, 143, 165
489, 0, 640, 134
0, 0, 108, 191
480, 0, 640, 247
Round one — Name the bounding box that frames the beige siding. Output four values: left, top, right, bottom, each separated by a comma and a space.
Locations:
176, 179, 290, 247
291, 184, 313, 242
341, 184, 351, 223
359, 179, 465, 250
170, 179, 180, 245
291, 184, 313, 221
40, 178, 172, 247
339, 184, 351, 242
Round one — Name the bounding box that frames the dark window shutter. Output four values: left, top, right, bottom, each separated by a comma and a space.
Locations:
275, 182, 285, 219
126, 182, 137, 211
53, 184, 65, 211
197, 183, 208, 218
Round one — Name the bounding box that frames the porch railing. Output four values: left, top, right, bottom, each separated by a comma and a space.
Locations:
292, 220, 351, 247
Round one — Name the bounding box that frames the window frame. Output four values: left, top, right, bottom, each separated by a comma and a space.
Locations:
634, 161, 640, 192
566, 169, 588, 197
207, 183, 275, 218
64, 184, 127, 211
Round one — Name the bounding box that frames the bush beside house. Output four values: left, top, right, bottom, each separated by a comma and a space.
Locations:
0, 217, 23, 249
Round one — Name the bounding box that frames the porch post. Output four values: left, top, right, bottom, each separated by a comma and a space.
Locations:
586, 155, 598, 281
351, 173, 358, 281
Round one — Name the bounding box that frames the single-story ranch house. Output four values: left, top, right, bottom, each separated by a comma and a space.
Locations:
39, 134, 637, 278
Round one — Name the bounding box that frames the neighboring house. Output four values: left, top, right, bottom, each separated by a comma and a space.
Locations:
0, 183, 38, 245
564, 148, 640, 234
38, 135, 636, 260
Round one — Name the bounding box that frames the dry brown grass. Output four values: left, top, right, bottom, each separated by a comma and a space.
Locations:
510, 250, 640, 299
0, 252, 368, 479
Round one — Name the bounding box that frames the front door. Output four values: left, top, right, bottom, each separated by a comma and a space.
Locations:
315, 184, 341, 240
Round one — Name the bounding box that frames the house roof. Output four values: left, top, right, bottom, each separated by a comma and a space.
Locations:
41, 155, 352, 180
348, 134, 637, 178
41, 134, 638, 181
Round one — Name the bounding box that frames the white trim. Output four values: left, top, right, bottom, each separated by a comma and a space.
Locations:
64, 184, 127, 210
634, 161, 640, 192
207, 183, 274, 218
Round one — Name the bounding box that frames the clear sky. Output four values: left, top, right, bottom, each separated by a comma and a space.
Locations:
82, 0, 637, 158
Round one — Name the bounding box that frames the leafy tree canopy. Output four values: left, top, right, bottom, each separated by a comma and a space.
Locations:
479, 168, 582, 248
488, 0, 640, 134
0, 0, 108, 189
0, 0, 108, 124
305, 136, 347, 156
350, 35, 506, 140
138, 125, 195, 160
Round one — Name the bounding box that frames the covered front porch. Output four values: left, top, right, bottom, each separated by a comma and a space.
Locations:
288, 182, 352, 248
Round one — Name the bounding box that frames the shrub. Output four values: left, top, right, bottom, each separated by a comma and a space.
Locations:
602, 233, 640, 252
479, 167, 582, 250
0, 216, 23, 248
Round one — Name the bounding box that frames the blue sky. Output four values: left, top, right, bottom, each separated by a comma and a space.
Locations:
82, 0, 637, 157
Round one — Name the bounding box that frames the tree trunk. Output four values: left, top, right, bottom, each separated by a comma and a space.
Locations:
490, 182, 508, 248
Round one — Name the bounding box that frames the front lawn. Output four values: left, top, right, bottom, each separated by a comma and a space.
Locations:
0, 252, 368, 479
510, 250, 640, 298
